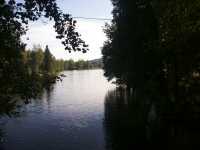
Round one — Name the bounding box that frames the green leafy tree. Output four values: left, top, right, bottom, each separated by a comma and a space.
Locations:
0, 0, 88, 54
67, 59, 75, 70
102, 0, 200, 129
29, 45, 44, 74
0, 0, 88, 103
102, 0, 157, 96
42, 45, 54, 75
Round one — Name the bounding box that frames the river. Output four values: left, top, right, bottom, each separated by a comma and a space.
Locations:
0, 69, 116, 150
1, 69, 198, 150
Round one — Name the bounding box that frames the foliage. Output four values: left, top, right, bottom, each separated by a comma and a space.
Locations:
0, 0, 88, 53
102, 0, 200, 131
102, 0, 200, 101
102, 0, 157, 93
103, 0, 200, 141
64, 59, 102, 70
0, 0, 89, 110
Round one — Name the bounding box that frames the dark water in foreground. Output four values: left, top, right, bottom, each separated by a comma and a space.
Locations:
0, 70, 115, 150
1, 69, 200, 150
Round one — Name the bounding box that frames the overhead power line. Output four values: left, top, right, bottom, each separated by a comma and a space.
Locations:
73, 17, 112, 21
40, 16, 112, 25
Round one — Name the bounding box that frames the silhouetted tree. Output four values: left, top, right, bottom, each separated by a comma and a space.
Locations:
0, 0, 89, 104
102, 1, 200, 143
102, 0, 157, 101
42, 46, 54, 74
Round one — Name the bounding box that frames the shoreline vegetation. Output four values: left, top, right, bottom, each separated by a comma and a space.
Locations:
0, 0, 92, 116
0, 45, 102, 113
100, 1, 200, 147
23, 45, 103, 76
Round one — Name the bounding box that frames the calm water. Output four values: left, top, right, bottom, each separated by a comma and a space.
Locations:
0, 69, 115, 150
1, 69, 199, 150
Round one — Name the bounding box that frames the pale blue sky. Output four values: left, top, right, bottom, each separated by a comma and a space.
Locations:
57, 0, 112, 18
23, 0, 113, 60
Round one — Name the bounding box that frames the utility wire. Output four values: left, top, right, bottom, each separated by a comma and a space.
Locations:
73, 17, 112, 21
40, 16, 112, 25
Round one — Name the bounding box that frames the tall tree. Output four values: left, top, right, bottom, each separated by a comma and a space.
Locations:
102, 0, 157, 98
43, 45, 54, 74
29, 45, 44, 74
0, 0, 88, 100
103, 0, 200, 118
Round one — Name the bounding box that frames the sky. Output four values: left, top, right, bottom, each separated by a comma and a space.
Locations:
22, 0, 113, 61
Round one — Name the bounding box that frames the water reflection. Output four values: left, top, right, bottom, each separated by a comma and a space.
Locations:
45, 85, 54, 111
104, 88, 149, 150
1, 70, 200, 150
0, 76, 44, 117
0, 70, 113, 150
0, 77, 55, 148
104, 88, 200, 150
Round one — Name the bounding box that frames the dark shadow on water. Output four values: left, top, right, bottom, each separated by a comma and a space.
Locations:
0, 74, 57, 116
104, 88, 149, 150
45, 84, 55, 111
0, 76, 56, 147
104, 88, 200, 150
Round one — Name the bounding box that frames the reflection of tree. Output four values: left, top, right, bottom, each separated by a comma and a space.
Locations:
104, 89, 200, 150
0, 97, 19, 117
45, 85, 54, 110
104, 88, 149, 150
0, 96, 20, 147
0, 127, 5, 149
0, 75, 46, 116
0, 76, 57, 147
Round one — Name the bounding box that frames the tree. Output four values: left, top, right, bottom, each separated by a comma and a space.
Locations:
154, 0, 200, 104
102, 0, 157, 96
29, 45, 44, 74
43, 45, 54, 74
67, 59, 75, 70
102, 0, 200, 145
54, 59, 65, 73
0, 0, 88, 101
0, 0, 88, 54
103, 0, 200, 123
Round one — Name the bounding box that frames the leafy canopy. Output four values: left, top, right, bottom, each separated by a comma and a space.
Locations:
0, 0, 88, 53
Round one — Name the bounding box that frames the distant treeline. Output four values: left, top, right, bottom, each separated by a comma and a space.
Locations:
0, 45, 103, 107
63, 58, 103, 70
22, 45, 62, 76
22, 45, 103, 76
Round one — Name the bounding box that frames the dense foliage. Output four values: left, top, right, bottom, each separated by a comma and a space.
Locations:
0, 0, 88, 53
101, 0, 200, 147
0, 0, 89, 108
102, 0, 200, 143
103, 0, 200, 107
22, 45, 61, 76
22, 45, 102, 75
64, 59, 103, 70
